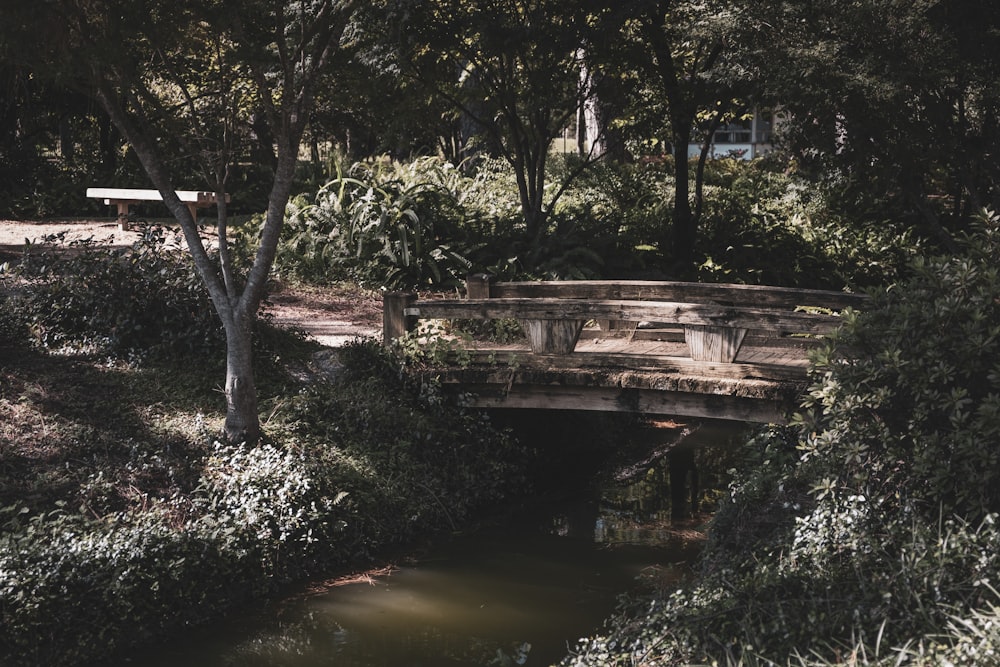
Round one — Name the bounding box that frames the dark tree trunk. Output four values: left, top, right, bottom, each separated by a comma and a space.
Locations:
59, 114, 74, 161
98, 114, 118, 178
670, 122, 696, 277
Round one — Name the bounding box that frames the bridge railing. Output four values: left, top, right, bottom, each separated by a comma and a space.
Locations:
383, 276, 867, 363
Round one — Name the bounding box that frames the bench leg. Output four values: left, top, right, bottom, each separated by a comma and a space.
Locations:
116, 202, 130, 231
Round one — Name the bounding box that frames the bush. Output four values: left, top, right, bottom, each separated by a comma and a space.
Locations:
253, 156, 478, 289
0, 505, 251, 666
695, 161, 919, 289
276, 340, 526, 538
13, 228, 225, 361
560, 209, 1000, 666
797, 208, 1000, 521
0, 291, 27, 352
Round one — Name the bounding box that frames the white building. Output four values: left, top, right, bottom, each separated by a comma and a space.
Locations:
688, 107, 786, 160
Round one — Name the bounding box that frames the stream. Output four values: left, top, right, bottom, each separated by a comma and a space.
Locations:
120, 418, 744, 667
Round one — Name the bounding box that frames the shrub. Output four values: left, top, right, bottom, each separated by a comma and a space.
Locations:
560, 209, 1000, 666
278, 340, 526, 536
797, 208, 1000, 521
0, 290, 27, 352
0, 505, 250, 666
13, 228, 225, 361
694, 161, 919, 289
0, 339, 527, 666
254, 157, 478, 289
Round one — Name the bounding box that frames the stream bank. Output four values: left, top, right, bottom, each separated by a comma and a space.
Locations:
117, 416, 746, 667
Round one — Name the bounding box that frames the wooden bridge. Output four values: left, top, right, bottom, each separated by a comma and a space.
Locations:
382, 276, 867, 424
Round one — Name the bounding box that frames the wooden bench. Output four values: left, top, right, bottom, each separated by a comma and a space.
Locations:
385, 276, 867, 363
86, 187, 229, 230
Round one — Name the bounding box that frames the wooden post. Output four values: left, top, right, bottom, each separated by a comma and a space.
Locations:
669, 445, 699, 519
383, 291, 417, 345
519, 319, 585, 355
683, 325, 747, 362
466, 273, 494, 299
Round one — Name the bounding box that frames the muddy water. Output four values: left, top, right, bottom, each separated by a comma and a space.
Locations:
124, 419, 743, 667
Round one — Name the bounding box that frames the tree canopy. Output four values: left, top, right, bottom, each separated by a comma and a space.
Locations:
8, 0, 361, 443
4, 0, 1000, 440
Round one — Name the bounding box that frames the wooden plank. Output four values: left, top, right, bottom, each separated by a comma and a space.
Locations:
489, 280, 868, 311
462, 348, 810, 381
405, 298, 844, 334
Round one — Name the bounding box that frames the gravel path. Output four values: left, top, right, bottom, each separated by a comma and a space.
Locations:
0, 218, 141, 249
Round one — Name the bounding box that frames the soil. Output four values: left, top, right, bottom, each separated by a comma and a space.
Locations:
0, 218, 383, 347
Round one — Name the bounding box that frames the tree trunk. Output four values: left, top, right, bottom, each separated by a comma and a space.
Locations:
671, 122, 696, 277
223, 315, 259, 444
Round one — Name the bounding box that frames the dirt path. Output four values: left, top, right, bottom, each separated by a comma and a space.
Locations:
0, 219, 382, 347
0, 218, 140, 253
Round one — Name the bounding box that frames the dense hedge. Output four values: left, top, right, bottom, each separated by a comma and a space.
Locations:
12, 228, 225, 361
262, 155, 919, 291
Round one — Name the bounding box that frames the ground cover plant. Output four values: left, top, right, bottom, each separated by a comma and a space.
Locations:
559, 209, 1000, 665
0, 236, 527, 666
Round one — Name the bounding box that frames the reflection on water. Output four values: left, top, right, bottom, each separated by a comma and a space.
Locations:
123, 420, 743, 667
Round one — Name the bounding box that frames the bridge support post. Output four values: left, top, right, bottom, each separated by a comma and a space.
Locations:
519, 319, 585, 355
466, 273, 495, 299
684, 325, 748, 362
383, 291, 417, 344
669, 445, 699, 519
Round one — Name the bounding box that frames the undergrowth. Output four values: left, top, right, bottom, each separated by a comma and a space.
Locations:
560, 209, 1000, 666
0, 233, 528, 665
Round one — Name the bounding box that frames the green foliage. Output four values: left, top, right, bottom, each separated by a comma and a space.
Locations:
0, 155, 95, 219
560, 209, 1000, 666
797, 208, 1000, 520
0, 339, 527, 666
12, 228, 225, 360
0, 290, 27, 352
256, 154, 919, 289
394, 320, 473, 367
278, 340, 525, 538
695, 160, 919, 289
457, 156, 668, 280
251, 156, 476, 289
767, 0, 1000, 243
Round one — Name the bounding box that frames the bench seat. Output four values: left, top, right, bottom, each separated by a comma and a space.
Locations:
86, 187, 228, 229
